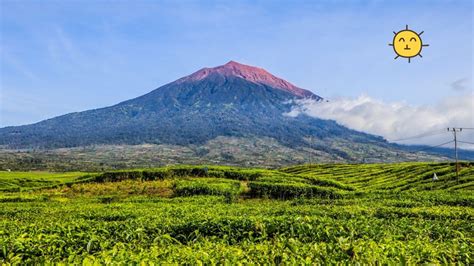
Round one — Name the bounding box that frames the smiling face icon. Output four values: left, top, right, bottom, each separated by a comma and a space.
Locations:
394, 30, 421, 57
389, 25, 429, 63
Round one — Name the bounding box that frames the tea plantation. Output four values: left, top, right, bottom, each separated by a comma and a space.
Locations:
1, 162, 473, 264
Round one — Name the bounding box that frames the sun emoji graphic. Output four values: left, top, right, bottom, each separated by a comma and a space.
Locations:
389, 25, 429, 63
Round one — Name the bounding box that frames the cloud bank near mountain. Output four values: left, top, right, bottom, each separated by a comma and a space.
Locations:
286, 94, 474, 149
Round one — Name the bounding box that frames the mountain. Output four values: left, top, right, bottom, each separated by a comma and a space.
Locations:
0, 61, 448, 168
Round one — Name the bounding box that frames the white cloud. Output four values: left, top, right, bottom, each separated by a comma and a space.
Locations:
286, 94, 474, 149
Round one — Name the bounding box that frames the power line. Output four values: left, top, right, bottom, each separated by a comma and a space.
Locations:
400, 128, 471, 180
412, 140, 454, 153
389, 129, 447, 142
390, 127, 474, 142
458, 140, 474, 145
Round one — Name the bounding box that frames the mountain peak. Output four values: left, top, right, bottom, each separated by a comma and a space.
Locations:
177, 61, 318, 98
224, 60, 242, 66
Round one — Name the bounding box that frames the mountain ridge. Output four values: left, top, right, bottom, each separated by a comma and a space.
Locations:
0, 61, 451, 165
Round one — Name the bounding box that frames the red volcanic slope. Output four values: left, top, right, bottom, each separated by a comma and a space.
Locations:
177, 61, 316, 98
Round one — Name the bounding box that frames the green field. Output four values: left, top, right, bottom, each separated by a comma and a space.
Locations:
1, 162, 473, 264
0, 171, 87, 192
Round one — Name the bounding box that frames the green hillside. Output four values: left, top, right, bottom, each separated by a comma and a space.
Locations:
1, 162, 473, 264
282, 162, 474, 191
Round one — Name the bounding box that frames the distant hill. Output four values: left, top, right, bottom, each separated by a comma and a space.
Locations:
0, 61, 468, 167
395, 144, 474, 161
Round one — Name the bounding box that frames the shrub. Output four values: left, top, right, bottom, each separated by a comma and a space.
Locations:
222, 170, 261, 181
173, 179, 242, 202
248, 182, 343, 200
142, 170, 169, 181
301, 176, 356, 191
94, 171, 143, 182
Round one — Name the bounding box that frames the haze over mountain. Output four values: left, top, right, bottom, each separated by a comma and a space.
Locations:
0, 61, 453, 167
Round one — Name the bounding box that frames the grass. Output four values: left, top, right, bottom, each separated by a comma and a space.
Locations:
0, 162, 473, 264
0, 171, 88, 192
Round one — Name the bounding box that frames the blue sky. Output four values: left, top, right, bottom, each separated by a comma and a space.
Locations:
0, 0, 472, 127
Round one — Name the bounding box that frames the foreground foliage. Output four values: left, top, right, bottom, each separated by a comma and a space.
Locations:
1, 162, 473, 264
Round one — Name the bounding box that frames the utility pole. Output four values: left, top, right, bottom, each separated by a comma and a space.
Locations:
447, 127, 463, 181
